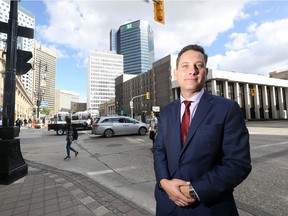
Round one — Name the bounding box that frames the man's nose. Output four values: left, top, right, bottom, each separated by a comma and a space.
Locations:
188, 65, 199, 75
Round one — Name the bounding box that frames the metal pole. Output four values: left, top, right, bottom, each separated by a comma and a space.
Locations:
130, 101, 133, 118
2, 0, 18, 127
130, 94, 146, 118
37, 60, 41, 118
0, 0, 28, 185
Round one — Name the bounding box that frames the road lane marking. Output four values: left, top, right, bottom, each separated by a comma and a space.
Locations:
87, 166, 137, 176
250, 141, 288, 150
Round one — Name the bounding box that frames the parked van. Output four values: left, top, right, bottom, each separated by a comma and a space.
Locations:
91, 116, 148, 138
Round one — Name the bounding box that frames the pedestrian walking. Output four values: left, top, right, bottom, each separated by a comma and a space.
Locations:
64, 117, 79, 160
148, 110, 158, 143
15, 118, 21, 127
15, 118, 22, 132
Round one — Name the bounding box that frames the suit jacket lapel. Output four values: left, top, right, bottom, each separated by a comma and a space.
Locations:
166, 99, 182, 177
172, 99, 182, 154
182, 91, 214, 150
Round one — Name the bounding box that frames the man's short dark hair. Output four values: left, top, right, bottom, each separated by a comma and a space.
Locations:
176, 44, 208, 68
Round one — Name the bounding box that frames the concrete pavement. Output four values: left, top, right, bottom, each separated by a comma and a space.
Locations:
3, 120, 283, 216
0, 160, 153, 216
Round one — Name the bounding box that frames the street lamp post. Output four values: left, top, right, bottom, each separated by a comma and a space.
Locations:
130, 94, 146, 118
35, 60, 47, 119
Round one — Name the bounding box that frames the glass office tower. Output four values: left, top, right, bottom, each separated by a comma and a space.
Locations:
110, 20, 154, 74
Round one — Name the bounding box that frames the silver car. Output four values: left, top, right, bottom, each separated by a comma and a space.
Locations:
91, 116, 148, 138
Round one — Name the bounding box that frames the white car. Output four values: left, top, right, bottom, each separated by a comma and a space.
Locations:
91, 116, 148, 138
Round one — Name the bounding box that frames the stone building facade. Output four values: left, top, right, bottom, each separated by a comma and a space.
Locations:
116, 54, 288, 121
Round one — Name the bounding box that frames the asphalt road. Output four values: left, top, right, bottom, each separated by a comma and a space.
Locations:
19, 120, 288, 216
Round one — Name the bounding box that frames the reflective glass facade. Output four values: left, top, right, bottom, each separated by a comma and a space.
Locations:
110, 20, 154, 74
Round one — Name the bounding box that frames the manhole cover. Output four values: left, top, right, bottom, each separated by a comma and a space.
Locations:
107, 144, 122, 147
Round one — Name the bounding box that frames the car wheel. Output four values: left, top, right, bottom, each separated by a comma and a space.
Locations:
104, 129, 114, 138
57, 128, 65, 135
139, 127, 147, 135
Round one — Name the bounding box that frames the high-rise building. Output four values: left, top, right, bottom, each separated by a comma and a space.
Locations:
0, 0, 35, 98
109, 29, 117, 52
87, 51, 123, 110
110, 20, 154, 75
33, 43, 56, 115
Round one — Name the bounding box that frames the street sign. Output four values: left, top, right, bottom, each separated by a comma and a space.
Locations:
152, 106, 160, 112
40, 103, 48, 108
130, 101, 133, 109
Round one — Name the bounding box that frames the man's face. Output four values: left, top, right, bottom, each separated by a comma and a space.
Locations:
174, 50, 207, 96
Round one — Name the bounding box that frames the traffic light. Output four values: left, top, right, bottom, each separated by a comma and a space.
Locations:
16, 49, 33, 75
36, 100, 41, 107
154, 0, 165, 24
251, 88, 256, 96
0, 17, 34, 76
146, 91, 150, 100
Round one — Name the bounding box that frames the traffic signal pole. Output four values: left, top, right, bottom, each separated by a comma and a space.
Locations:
2, 0, 18, 127
130, 93, 150, 118
0, 0, 28, 185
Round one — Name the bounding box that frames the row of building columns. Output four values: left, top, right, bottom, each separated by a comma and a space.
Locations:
210, 80, 287, 120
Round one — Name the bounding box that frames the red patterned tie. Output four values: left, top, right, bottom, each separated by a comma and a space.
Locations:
181, 101, 192, 145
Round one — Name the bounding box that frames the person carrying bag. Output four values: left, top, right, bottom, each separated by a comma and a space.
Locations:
148, 111, 158, 143
64, 117, 79, 160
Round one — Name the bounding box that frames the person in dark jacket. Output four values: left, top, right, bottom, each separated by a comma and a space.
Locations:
64, 117, 78, 160
15, 118, 21, 127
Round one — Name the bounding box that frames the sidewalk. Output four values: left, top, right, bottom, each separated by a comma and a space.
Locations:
1, 127, 261, 216
0, 161, 153, 216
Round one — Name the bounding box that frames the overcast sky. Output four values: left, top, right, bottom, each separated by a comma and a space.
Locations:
20, 0, 288, 100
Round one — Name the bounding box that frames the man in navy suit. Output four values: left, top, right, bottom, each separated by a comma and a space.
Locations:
153, 44, 252, 216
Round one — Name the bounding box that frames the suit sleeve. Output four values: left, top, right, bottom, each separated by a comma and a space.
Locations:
153, 108, 170, 184
193, 101, 252, 203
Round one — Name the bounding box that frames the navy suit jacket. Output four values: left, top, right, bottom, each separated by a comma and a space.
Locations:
153, 91, 252, 216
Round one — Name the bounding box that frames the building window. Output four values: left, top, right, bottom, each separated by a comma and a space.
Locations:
216, 81, 224, 97
228, 82, 234, 100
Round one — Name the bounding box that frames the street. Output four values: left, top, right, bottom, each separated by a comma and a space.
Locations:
234, 121, 288, 216
19, 120, 288, 216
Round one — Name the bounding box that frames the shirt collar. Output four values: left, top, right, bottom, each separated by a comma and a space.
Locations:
180, 89, 204, 104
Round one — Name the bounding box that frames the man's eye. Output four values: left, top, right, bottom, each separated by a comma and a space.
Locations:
195, 64, 204, 69
182, 64, 189, 69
